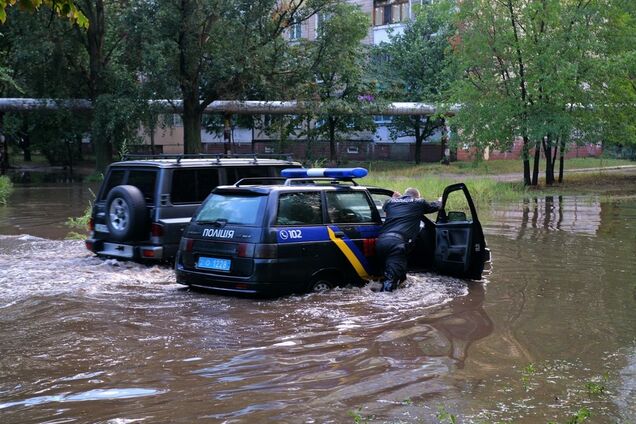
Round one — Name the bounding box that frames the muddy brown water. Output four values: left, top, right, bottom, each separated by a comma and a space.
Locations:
1, 182, 635, 423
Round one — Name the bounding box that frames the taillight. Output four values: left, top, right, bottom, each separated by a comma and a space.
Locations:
85, 240, 94, 252
363, 238, 376, 257
181, 238, 194, 252
237, 243, 255, 258
88, 217, 95, 232
254, 244, 278, 259
141, 249, 155, 258
151, 222, 164, 237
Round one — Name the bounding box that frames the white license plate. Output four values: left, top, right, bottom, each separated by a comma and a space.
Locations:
101, 242, 134, 258
197, 256, 231, 271
95, 224, 109, 233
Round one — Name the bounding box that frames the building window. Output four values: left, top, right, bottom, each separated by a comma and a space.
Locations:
347, 146, 359, 154
374, 0, 410, 26
289, 20, 302, 40
373, 115, 393, 124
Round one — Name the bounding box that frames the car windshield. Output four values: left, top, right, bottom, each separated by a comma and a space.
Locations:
196, 193, 266, 226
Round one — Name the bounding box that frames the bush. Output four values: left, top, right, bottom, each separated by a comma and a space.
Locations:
0, 175, 14, 205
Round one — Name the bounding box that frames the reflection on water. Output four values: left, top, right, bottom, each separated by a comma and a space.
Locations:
1, 184, 636, 423
488, 195, 602, 238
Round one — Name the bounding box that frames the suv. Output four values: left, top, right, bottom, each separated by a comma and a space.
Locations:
84, 154, 301, 262
175, 168, 490, 296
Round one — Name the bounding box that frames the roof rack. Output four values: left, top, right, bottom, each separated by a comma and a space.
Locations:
234, 177, 287, 187
121, 153, 296, 164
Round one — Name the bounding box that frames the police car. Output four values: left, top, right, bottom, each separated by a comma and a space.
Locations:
175, 168, 490, 295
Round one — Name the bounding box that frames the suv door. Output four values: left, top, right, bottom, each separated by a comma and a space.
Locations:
433, 183, 488, 279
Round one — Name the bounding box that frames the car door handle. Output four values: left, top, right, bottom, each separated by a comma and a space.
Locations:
333, 231, 345, 238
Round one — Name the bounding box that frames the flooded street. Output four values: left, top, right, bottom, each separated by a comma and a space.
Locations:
1, 182, 635, 423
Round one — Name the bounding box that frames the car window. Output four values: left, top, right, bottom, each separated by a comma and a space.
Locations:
369, 192, 393, 219
276, 192, 322, 225
227, 166, 274, 184
171, 169, 220, 204
196, 193, 266, 225
128, 170, 157, 203
100, 169, 125, 200
326, 191, 375, 224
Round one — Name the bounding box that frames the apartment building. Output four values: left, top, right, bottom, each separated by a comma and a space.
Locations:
144, 0, 442, 161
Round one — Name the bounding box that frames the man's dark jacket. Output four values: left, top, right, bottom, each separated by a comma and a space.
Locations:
379, 196, 442, 241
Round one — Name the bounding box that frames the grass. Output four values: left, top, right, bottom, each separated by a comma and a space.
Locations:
0, 175, 14, 205
353, 157, 634, 176
65, 188, 95, 240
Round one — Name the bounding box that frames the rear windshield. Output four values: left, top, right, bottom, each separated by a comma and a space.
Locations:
196, 193, 266, 226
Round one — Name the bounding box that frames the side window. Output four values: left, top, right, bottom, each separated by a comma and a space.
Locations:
171, 169, 220, 204
128, 170, 157, 203
100, 170, 125, 200
326, 192, 375, 224
276, 192, 322, 225
370, 192, 393, 220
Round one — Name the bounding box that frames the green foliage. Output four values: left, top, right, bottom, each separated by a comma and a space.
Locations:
0, 0, 87, 27
65, 188, 94, 239
0, 175, 14, 205
436, 405, 457, 424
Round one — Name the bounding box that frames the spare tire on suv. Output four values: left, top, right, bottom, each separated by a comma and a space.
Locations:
105, 185, 148, 242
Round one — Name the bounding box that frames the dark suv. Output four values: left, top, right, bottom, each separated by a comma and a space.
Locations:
85, 154, 301, 262
175, 168, 490, 296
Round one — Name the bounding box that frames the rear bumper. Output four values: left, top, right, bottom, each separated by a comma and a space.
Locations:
175, 262, 297, 296
85, 238, 173, 261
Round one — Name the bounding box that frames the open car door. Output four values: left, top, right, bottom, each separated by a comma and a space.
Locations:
433, 183, 490, 279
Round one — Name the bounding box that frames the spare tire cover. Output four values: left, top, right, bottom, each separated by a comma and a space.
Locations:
105, 185, 148, 242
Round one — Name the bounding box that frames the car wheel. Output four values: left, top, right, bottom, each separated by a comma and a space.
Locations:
105, 185, 147, 242
309, 279, 334, 293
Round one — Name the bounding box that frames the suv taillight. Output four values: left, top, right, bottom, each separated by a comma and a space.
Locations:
254, 244, 278, 259
181, 238, 194, 252
88, 217, 94, 232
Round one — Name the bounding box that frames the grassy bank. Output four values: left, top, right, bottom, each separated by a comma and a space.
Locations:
0, 175, 14, 205
361, 159, 636, 207
355, 157, 633, 176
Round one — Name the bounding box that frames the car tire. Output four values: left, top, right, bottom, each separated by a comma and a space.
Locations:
308, 279, 334, 293
105, 185, 147, 242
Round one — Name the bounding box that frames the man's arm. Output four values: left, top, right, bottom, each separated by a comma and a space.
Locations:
417, 198, 442, 214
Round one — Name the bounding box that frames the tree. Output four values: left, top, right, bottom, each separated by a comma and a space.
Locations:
451, 0, 621, 185
373, 0, 456, 164
150, 0, 342, 155
0, 0, 87, 27
301, 2, 374, 162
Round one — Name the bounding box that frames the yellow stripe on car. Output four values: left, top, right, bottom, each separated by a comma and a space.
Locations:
327, 227, 370, 280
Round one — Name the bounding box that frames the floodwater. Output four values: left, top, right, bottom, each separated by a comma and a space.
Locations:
1, 180, 635, 423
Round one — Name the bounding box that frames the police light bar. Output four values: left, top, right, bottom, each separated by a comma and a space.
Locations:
281, 167, 368, 179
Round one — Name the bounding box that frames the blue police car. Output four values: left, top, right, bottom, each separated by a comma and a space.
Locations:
175, 168, 490, 295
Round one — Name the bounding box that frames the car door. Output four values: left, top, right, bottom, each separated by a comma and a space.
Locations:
433, 183, 489, 279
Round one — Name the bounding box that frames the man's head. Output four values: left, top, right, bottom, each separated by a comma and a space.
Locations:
404, 187, 420, 199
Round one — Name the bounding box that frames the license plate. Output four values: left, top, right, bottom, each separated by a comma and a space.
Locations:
197, 256, 231, 271
95, 224, 109, 233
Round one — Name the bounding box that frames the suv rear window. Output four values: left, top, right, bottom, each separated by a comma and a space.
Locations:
326, 191, 375, 223
100, 170, 125, 200
276, 192, 322, 225
172, 169, 220, 204
196, 193, 266, 225
128, 170, 157, 203
226, 166, 277, 183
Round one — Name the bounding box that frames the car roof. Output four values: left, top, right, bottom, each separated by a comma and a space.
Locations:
109, 158, 300, 169
214, 182, 370, 194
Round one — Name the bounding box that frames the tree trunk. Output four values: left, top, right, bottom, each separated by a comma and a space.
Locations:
83, 0, 110, 172
532, 140, 541, 186
223, 113, 232, 154
0, 111, 7, 175
543, 135, 554, 185
328, 116, 336, 163
414, 116, 422, 165
182, 98, 202, 154
522, 135, 531, 186
441, 118, 450, 165
22, 132, 32, 162
558, 136, 566, 183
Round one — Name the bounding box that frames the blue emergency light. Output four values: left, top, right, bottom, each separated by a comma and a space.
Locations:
281, 167, 368, 179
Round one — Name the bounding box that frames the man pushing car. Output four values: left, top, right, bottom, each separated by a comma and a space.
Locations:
376, 187, 442, 292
